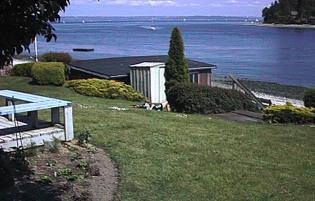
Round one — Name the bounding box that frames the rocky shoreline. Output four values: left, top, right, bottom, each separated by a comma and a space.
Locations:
240, 79, 308, 101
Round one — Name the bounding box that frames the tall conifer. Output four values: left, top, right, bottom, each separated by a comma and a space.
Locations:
165, 27, 189, 94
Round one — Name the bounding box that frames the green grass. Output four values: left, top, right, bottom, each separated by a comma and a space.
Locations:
1, 77, 314, 201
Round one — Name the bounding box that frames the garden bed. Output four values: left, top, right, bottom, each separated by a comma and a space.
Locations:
0, 143, 118, 201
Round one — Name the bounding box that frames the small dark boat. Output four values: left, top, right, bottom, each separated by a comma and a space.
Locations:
73, 48, 94, 52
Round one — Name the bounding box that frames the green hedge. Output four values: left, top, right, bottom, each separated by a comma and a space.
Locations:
167, 83, 257, 114
264, 103, 315, 124
304, 88, 315, 108
10, 63, 34, 77
39, 52, 72, 78
39, 52, 72, 64
66, 79, 144, 101
32, 62, 65, 86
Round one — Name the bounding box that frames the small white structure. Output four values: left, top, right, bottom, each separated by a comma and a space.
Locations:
130, 62, 166, 104
0, 90, 74, 151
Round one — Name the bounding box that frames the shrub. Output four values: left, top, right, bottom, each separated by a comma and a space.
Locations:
77, 129, 92, 145
167, 83, 257, 114
264, 103, 315, 124
44, 137, 61, 153
304, 88, 315, 108
66, 78, 144, 101
32, 62, 65, 86
40, 52, 72, 79
40, 52, 72, 64
10, 62, 34, 77
44, 137, 62, 153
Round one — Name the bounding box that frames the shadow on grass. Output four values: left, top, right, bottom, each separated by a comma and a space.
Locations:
0, 179, 65, 201
0, 150, 65, 201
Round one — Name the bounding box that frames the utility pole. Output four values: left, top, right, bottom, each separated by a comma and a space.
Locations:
34, 36, 39, 62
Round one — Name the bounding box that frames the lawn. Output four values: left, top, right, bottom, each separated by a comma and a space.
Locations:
0, 76, 314, 201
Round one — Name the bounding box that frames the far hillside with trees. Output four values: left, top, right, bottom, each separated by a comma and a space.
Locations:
262, 0, 315, 24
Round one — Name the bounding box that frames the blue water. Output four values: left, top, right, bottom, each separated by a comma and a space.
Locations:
31, 16, 315, 87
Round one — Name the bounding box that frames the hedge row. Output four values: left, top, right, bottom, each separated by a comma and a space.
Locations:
167, 83, 257, 114
32, 62, 66, 86
39, 52, 72, 78
264, 103, 315, 124
11, 62, 66, 86
304, 88, 315, 108
10, 63, 34, 77
67, 78, 144, 101
39, 52, 72, 64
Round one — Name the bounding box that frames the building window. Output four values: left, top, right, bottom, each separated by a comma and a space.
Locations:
190, 73, 199, 84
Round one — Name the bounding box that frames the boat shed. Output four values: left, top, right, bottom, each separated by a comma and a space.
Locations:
68, 55, 217, 86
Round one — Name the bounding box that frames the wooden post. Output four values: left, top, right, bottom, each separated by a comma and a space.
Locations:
5, 99, 15, 121
29, 111, 38, 128
64, 105, 74, 141
232, 81, 237, 90
51, 108, 60, 125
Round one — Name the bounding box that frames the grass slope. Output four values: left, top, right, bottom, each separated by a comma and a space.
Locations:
0, 77, 314, 201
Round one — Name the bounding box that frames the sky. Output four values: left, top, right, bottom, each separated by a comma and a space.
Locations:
63, 0, 273, 17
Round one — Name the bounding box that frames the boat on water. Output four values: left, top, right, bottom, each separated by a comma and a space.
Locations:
73, 48, 94, 52
148, 26, 157, 31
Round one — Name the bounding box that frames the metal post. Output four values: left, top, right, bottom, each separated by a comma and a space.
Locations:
34, 36, 39, 62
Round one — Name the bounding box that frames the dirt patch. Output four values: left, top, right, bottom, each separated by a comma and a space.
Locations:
0, 142, 118, 201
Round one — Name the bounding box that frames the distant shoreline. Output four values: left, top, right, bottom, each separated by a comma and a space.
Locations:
250, 23, 315, 29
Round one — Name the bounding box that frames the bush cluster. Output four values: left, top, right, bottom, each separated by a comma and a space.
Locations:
32, 62, 66, 86
67, 79, 144, 101
39, 52, 72, 64
264, 103, 315, 124
167, 83, 257, 114
10, 62, 34, 77
39, 52, 72, 78
304, 88, 315, 108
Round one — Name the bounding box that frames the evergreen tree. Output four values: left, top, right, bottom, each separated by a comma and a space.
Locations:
262, 0, 315, 24
165, 27, 189, 94
297, 0, 305, 20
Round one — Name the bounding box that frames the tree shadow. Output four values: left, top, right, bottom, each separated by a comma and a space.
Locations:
0, 179, 65, 201
0, 150, 65, 201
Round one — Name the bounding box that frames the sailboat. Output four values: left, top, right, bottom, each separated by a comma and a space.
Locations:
148, 26, 157, 31
148, 18, 157, 31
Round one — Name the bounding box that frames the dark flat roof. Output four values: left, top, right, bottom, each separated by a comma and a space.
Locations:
69, 55, 216, 78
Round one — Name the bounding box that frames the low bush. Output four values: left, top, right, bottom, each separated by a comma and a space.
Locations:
264, 103, 315, 124
10, 63, 34, 77
32, 62, 65, 86
304, 88, 315, 108
167, 83, 257, 114
40, 52, 72, 64
66, 78, 144, 101
39, 52, 72, 79
77, 129, 92, 145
